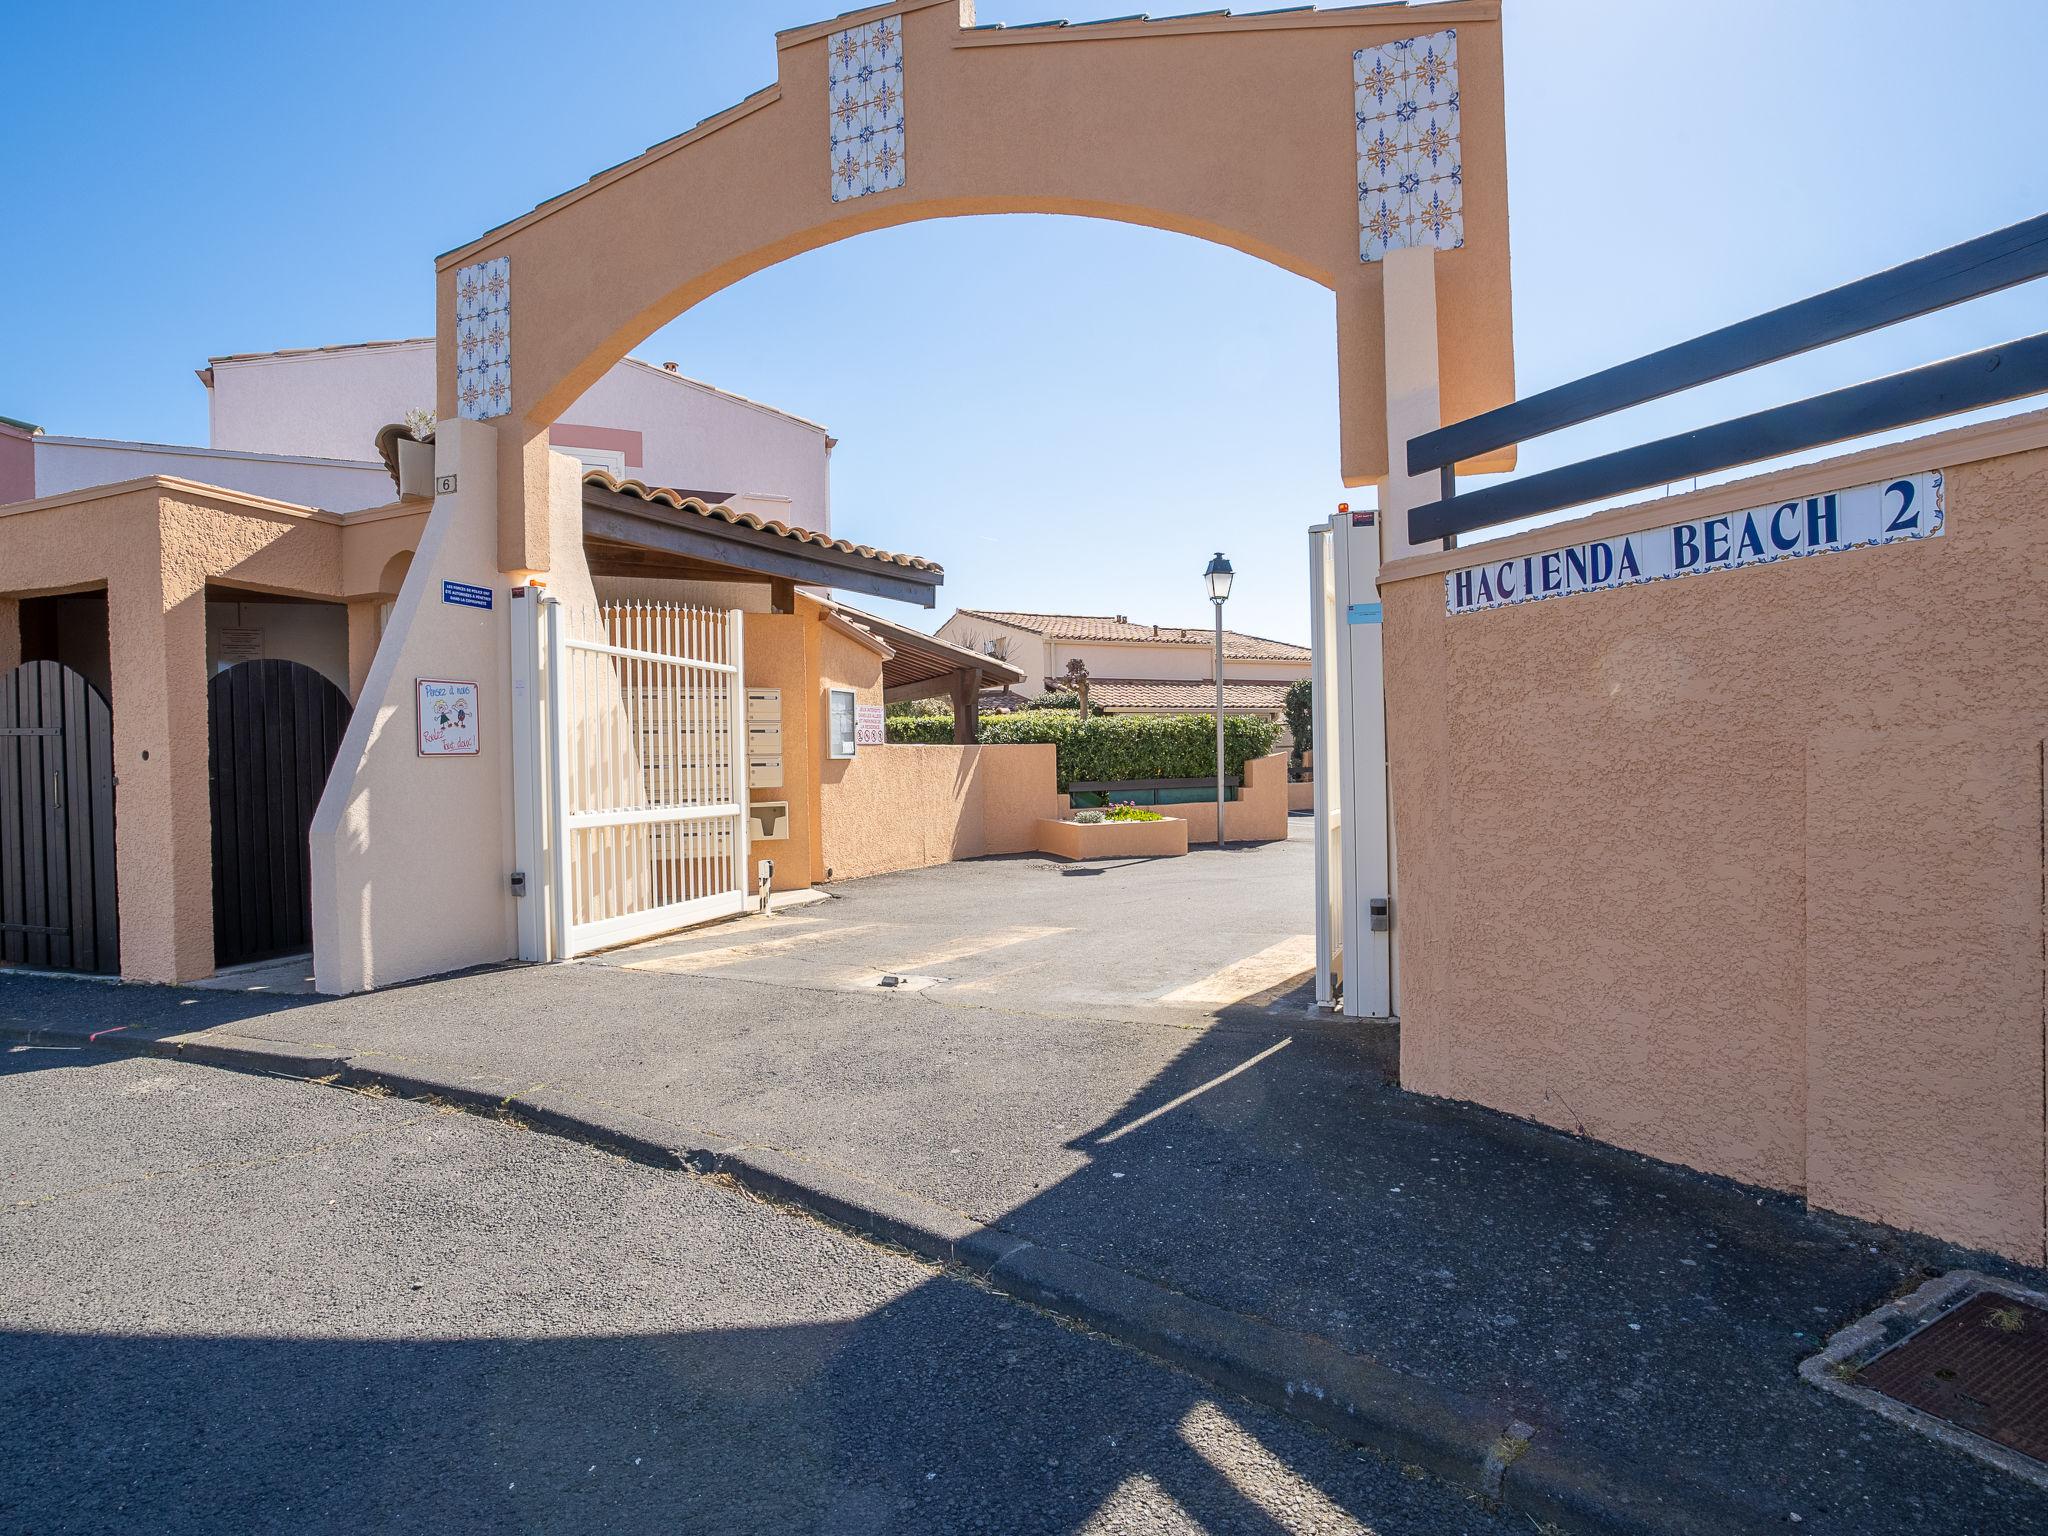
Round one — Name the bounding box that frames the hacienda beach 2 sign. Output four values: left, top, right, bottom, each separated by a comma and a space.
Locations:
1446, 471, 1944, 616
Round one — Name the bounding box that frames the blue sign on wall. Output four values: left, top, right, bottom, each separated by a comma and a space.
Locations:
1347, 602, 1384, 625
442, 581, 494, 612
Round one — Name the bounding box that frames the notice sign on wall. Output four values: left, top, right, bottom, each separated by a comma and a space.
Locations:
417, 678, 480, 756
1445, 471, 1944, 616
855, 703, 886, 746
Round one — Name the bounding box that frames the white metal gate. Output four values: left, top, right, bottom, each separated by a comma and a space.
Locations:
516, 594, 749, 959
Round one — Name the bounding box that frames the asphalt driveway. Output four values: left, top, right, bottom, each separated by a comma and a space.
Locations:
595, 818, 1320, 1022
6, 827, 2048, 1531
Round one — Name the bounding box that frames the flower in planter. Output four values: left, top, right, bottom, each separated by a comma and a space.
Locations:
403, 406, 437, 443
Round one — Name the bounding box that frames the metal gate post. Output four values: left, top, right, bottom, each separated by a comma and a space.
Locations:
1308, 522, 1343, 1011
1331, 505, 1392, 1018
543, 597, 574, 962
509, 587, 549, 962
726, 608, 750, 902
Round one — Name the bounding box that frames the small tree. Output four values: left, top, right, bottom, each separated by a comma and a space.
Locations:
1063, 658, 1092, 721
1283, 677, 1313, 780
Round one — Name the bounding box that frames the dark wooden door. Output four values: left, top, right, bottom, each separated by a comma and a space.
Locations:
0, 661, 119, 974
207, 660, 351, 968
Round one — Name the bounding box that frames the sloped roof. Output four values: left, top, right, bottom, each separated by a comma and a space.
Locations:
955, 610, 1308, 659
832, 601, 1026, 693
585, 469, 940, 572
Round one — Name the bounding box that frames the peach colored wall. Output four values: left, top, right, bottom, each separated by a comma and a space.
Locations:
1154, 752, 1292, 846
434, 0, 1516, 573
820, 743, 1060, 882
742, 610, 819, 892
339, 503, 429, 596
1379, 413, 2048, 1263
0, 478, 348, 982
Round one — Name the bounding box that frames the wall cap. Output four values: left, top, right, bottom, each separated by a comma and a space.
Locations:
0, 474, 340, 526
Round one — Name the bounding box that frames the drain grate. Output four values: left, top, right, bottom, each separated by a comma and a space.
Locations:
1855, 1291, 2048, 1464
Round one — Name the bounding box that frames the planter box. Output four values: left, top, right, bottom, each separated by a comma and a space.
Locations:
395, 436, 437, 500
1035, 815, 1188, 861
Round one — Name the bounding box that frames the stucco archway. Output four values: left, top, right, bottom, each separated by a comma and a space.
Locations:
433, 0, 1515, 573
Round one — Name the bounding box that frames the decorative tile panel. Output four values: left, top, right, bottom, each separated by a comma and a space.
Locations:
1355, 31, 1462, 262
828, 17, 906, 202
455, 256, 511, 421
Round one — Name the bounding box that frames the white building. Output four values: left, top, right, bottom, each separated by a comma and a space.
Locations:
7, 339, 835, 535
935, 609, 1309, 717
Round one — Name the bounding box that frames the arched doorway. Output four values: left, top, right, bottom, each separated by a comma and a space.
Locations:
0, 660, 118, 974
207, 660, 352, 969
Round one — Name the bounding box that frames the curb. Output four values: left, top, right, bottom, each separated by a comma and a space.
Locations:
7, 1020, 1760, 1535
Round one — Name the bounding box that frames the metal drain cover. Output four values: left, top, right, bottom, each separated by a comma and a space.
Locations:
1804, 1271, 2048, 1489
1858, 1291, 2048, 1462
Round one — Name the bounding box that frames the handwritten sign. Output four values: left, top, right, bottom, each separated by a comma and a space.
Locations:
1445, 471, 1944, 616
417, 678, 480, 756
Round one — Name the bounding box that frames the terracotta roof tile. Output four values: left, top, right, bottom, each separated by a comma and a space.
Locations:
585, 469, 942, 573
1051, 678, 1294, 711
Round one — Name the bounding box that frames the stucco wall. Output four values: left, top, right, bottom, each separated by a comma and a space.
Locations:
820, 743, 1059, 882
1379, 414, 2048, 1262
0, 478, 347, 982
564, 361, 831, 535
310, 431, 597, 994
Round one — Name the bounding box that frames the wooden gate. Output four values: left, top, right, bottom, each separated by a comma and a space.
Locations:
207, 660, 351, 969
0, 661, 119, 974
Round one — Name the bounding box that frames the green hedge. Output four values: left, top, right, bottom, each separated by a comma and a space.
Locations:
884, 709, 1281, 787
975, 711, 1279, 791
885, 713, 957, 744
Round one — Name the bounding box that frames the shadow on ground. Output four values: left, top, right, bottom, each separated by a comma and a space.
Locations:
5, 947, 2048, 1531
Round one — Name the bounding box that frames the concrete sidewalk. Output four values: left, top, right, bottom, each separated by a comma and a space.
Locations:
5, 852, 2046, 1532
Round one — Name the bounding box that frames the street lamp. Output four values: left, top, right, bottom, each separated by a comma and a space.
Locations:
1204, 552, 1234, 848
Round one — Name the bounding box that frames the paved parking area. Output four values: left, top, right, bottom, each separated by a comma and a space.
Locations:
597, 819, 1320, 1022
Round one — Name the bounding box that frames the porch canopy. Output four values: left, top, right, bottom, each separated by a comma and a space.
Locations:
579, 470, 945, 609
837, 602, 1026, 745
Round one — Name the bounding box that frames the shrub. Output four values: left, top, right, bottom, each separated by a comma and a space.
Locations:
1073, 809, 1106, 824
976, 712, 1279, 791
884, 713, 955, 745
886, 697, 951, 718
1283, 678, 1312, 776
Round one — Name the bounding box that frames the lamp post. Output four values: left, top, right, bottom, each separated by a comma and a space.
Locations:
1204, 552, 1234, 848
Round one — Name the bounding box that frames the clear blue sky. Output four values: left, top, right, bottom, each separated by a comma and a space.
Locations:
4, 1, 2044, 647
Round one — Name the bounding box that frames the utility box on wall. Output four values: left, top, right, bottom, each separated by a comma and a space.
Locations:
750, 800, 789, 841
